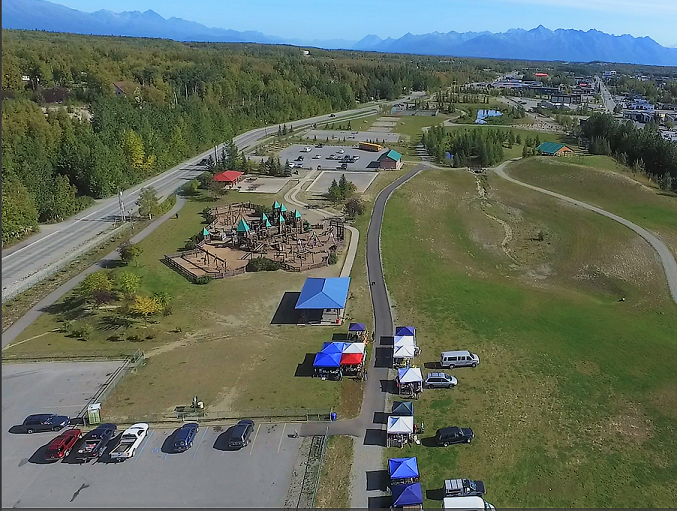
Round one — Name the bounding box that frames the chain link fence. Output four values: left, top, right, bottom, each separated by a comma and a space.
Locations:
296, 429, 329, 508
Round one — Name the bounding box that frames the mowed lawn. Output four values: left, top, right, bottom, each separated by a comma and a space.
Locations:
509, 155, 677, 255
4, 189, 369, 419
381, 169, 677, 507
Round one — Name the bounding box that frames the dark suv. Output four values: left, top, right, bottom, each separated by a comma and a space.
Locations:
22, 414, 70, 433
173, 423, 199, 452
435, 426, 474, 447
229, 420, 254, 449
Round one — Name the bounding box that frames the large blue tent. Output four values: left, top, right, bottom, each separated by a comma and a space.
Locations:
313, 351, 341, 368
395, 326, 415, 337
321, 342, 347, 354
391, 482, 423, 507
388, 458, 419, 480
295, 278, 351, 310
348, 323, 366, 332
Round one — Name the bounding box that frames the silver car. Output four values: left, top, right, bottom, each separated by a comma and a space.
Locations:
425, 372, 458, 389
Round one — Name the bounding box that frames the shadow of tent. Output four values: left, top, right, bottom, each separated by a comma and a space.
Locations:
374, 347, 392, 368
426, 487, 446, 501
424, 361, 441, 369
379, 335, 394, 346
270, 292, 302, 325
367, 495, 392, 508
363, 428, 386, 446
331, 333, 351, 341
373, 411, 389, 425
213, 427, 238, 451
294, 353, 316, 377
366, 469, 390, 491
380, 379, 399, 395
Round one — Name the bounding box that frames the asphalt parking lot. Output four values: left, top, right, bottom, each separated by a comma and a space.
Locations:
307, 171, 378, 194
2, 363, 303, 507
279, 144, 386, 172
304, 129, 399, 143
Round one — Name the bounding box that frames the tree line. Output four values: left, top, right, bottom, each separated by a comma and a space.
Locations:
423, 126, 520, 167
1, 30, 448, 245
581, 113, 677, 191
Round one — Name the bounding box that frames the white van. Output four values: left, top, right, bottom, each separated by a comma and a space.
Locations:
442, 496, 495, 510
440, 351, 480, 369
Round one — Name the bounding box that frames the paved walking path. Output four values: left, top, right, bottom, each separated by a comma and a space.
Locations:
296, 165, 425, 507
2, 198, 186, 349
494, 159, 677, 306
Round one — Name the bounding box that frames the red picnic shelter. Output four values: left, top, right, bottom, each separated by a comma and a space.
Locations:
213, 170, 244, 187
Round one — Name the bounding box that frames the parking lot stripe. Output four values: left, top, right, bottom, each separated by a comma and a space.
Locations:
135, 430, 153, 460
249, 423, 261, 455
193, 427, 208, 458
277, 423, 286, 454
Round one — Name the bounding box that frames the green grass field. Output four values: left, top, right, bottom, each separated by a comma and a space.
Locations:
508, 156, 677, 255
381, 169, 677, 507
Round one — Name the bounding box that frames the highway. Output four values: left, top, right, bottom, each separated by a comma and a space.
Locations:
1, 103, 384, 301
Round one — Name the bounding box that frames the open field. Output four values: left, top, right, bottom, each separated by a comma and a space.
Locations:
2, 188, 369, 419
314, 436, 354, 508
381, 169, 677, 507
508, 156, 677, 257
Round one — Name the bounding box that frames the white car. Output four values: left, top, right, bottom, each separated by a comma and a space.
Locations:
312, 154, 321, 159
109, 423, 149, 461
337, 148, 345, 154
353, 156, 360, 160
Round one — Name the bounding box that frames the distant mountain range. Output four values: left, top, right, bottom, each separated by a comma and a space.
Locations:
4, 0, 677, 66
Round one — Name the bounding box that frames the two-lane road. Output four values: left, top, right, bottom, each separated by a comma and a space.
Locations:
1, 103, 383, 301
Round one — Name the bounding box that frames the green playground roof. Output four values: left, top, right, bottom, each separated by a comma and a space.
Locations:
264, 219, 272, 228
279, 214, 285, 224
294, 210, 302, 219
236, 218, 250, 233
280, 203, 288, 212
261, 212, 269, 222
273, 201, 280, 209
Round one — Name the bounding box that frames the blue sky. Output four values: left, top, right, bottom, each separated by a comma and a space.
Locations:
55, 0, 677, 46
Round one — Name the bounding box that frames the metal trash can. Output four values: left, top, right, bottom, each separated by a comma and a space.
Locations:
87, 403, 101, 425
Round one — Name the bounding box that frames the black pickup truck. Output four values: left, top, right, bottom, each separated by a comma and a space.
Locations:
75, 423, 117, 462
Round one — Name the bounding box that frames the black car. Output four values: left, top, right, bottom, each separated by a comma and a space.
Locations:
198, 158, 209, 166
173, 423, 199, 452
22, 414, 70, 433
229, 420, 254, 449
444, 478, 486, 497
76, 423, 117, 461
435, 426, 474, 447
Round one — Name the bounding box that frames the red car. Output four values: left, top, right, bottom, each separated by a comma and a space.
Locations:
45, 429, 82, 461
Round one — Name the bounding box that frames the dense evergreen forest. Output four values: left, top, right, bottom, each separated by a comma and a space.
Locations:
1, 30, 503, 246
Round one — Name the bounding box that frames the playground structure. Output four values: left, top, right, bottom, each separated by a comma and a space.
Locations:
164, 202, 345, 281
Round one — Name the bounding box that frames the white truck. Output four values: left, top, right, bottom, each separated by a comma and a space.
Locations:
109, 423, 149, 461
442, 495, 495, 510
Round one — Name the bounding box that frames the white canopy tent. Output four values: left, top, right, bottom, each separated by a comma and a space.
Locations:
393, 345, 416, 359
397, 367, 423, 384
394, 335, 416, 348
342, 342, 366, 354
387, 416, 414, 435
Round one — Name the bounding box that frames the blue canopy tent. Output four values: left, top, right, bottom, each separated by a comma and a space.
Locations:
321, 342, 347, 354
295, 277, 351, 324
313, 351, 341, 368
391, 401, 414, 416
349, 323, 366, 332
388, 458, 419, 481
391, 482, 423, 507
395, 326, 415, 337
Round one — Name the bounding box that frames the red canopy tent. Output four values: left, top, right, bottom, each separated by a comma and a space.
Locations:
340, 352, 364, 366
214, 171, 244, 186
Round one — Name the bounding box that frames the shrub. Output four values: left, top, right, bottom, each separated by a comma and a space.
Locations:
194, 275, 212, 285
80, 271, 112, 296
246, 257, 281, 272
115, 270, 141, 297
328, 253, 339, 265
119, 243, 143, 265
252, 204, 273, 216
75, 323, 93, 340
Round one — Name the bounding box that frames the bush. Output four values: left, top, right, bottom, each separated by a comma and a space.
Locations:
119, 243, 143, 265
328, 253, 339, 265
252, 204, 273, 216
194, 275, 212, 285
75, 323, 93, 340
246, 257, 281, 272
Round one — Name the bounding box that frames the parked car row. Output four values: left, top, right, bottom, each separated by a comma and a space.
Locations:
17, 415, 256, 463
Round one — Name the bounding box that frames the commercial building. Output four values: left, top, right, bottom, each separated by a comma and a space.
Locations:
536, 142, 574, 156
378, 149, 403, 170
